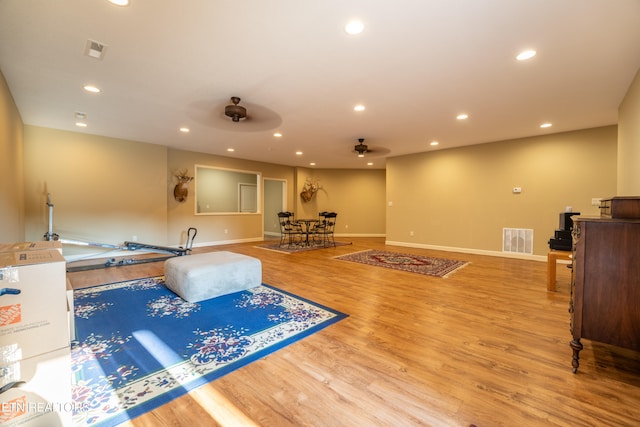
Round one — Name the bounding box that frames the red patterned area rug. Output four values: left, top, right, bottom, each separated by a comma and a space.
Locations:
334, 249, 469, 278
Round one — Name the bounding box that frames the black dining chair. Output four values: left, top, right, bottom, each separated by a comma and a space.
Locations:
314, 212, 337, 247
310, 212, 328, 244
277, 212, 303, 248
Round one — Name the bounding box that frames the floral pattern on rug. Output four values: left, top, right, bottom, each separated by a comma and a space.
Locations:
71, 332, 132, 372
186, 326, 253, 365
146, 294, 200, 318
70, 276, 347, 426
334, 249, 468, 277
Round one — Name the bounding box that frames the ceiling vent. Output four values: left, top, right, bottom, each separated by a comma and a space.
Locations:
84, 39, 108, 60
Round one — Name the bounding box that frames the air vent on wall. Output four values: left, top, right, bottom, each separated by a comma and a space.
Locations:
502, 228, 533, 254
84, 39, 108, 60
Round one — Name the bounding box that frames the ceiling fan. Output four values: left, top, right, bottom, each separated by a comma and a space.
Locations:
353, 138, 380, 157
354, 138, 369, 157
352, 138, 390, 158
224, 96, 247, 122
186, 96, 282, 131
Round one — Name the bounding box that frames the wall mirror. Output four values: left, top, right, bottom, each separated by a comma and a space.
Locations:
195, 165, 261, 214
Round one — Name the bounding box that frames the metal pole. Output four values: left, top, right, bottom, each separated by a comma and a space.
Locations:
44, 193, 57, 241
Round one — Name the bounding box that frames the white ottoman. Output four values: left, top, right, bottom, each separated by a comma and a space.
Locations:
164, 251, 262, 303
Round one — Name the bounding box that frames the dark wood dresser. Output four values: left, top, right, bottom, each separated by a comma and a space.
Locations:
569, 215, 640, 373
599, 196, 640, 219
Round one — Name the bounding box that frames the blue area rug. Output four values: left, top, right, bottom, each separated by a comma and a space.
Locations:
70, 276, 347, 426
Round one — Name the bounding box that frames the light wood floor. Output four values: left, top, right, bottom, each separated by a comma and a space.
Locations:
67, 237, 640, 426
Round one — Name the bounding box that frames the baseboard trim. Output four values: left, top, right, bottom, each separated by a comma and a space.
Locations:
193, 237, 264, 247
334, 233, 386, 238
384, 240, 548, 262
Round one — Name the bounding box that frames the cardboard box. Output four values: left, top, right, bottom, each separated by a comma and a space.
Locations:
0, 250, 69, 362
65, 279, 75, 341
0, 241, 63, 254
0, 347, 72, 426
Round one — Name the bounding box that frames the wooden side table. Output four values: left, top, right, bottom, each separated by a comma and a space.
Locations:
547, 250, 572, 291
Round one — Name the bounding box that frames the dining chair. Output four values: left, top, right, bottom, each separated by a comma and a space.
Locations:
310, 212, 328, 244
314, 212, 337, 247
277, 211, 303, 247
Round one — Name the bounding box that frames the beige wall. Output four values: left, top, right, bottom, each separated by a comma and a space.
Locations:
17, 123, 621, 259
386, 126, 617, 257
294, 167, 386, 237
0, 70, 25, 242
17, 125, 386, 256
167, 152, 387, 245
23, 126, 168, 256
167, 148, 296, 246
618, 67, 640, 195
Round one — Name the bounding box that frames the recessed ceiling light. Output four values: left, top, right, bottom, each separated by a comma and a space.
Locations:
345, 20, 364, 35
296, 151, 303, 156
367, 162, 373, 166
309, 162, 316, 166
179, 127, 190, 133
430, 141, 439, 146
456, 113, 468, 120
273, 132, 282, 138
516, 50, 537, 61
227, 148, 235, 152
75, 122, 87, 128
83, 84, 101, 93
354, 104, 365, 112
540, 122, 552, 128
108, 0, 129, 6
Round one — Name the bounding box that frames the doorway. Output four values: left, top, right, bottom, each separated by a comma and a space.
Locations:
264, 178, 286, 239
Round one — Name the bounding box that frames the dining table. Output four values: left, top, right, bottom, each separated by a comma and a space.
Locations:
295, 218, 320, 246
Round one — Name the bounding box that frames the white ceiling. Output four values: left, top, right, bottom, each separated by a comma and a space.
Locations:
1, 0, 640, 169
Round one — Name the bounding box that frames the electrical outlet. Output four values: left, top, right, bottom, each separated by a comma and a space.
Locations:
410, 231, 414, 236
224, 229, 228, 234
132, 235, 138, 242
592, 198, 602, 206
512, 187, 522, 194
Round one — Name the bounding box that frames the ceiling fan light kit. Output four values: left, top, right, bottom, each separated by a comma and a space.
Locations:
224, 96, 246, 122
354, 138, 368, 157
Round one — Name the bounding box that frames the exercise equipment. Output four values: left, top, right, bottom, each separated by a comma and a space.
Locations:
43, 194, 197, 272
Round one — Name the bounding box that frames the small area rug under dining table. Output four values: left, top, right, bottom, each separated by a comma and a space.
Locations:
256, 241, 351, 254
